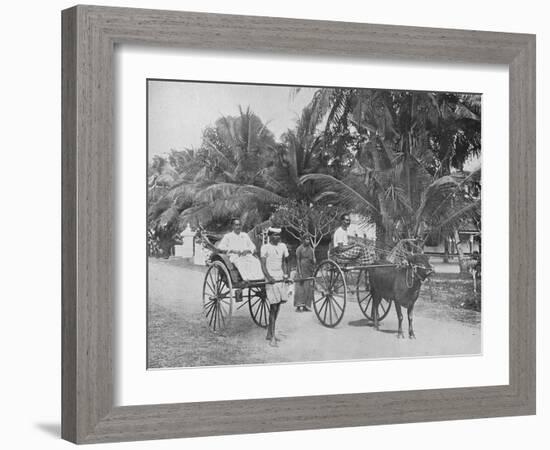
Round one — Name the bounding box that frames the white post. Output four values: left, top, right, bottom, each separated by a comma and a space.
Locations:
175, 223, 195, 258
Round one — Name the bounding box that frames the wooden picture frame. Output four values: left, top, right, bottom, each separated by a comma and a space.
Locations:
61, 5, 536, 444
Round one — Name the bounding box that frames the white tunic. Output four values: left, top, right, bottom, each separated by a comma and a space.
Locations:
260, 243, 289, 277
217, 231, 263, 280
217, 231, 256, 260
333, 226, 353, 247
260, 242, 290, 305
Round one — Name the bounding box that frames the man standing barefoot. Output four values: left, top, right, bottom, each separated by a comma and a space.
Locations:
260, 227, 290, 347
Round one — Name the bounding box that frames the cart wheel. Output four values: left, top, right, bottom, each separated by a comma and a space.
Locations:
202, 261, 233, 332
248, 286, 269, 328
356, 270, 392, 321
313, 260, 347, 328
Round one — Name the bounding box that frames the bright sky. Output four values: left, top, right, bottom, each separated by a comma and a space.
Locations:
147, 80, 316, 158
147, 80, 481, 171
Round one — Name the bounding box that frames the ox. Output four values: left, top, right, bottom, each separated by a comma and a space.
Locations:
369, 254, 433, 338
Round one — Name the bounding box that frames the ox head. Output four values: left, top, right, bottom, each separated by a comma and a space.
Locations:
406, 253, 434, 281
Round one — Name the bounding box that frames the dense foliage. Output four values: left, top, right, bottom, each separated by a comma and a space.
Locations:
148, 89, 481, 253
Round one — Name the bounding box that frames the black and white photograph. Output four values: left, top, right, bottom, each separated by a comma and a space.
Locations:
3, 0, 545, 447
147, 79, 482, 369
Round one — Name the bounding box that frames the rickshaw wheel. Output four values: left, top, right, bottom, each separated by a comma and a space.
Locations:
356, 269, 392, 322
313, 260, 347, 328
202, 261, 233, 332
248, 286, 269, 328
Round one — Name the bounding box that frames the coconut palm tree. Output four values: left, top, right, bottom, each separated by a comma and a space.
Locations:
148, 106, 284, 232
302, 168, 480, 254
262, 89, 332, 200
300, 88, 481, 252
147, 154, 180, 204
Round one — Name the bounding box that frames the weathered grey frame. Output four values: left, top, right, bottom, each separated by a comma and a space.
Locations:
61, 4, 536, 444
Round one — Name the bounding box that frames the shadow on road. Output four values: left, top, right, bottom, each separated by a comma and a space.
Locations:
348, 319, 400, 336
347, 319, 374, 327
377, 329, 399, 335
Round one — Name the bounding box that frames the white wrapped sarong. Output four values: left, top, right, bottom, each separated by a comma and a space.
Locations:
217, 231, 264, 281
231, 254, 264, 281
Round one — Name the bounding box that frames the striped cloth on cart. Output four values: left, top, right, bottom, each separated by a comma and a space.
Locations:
332, 244, 375, 266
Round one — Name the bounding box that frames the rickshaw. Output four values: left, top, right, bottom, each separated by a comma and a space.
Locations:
198, 228, 293, 333
202, 251, 273, 332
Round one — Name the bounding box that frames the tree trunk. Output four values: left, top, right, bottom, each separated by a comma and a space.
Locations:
368, 140, 395, 253
453, 229, 467, 273
375, 222, 386, 255
443, 238, 450, 263
440, 131, 452, 176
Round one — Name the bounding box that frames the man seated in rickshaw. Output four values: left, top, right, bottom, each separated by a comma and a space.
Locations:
217, 218, 264, 281
331, 213, 376, 266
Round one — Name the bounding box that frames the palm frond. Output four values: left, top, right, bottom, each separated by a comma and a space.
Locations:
415, 167, 480, 223
178, 194, 268, 229
325, 89, 351, 135
454, 102, 480, 121
219, 115, 239, 152
192, 166, 209, 183
394, 187, 414, 213
238, 185, 285, 204
218, 170, 236, 183
195, 183, 283, 204
300, 173, 380, 216
313, 191, 339, 203
177, 203, 215, 228
148, 181, 204, 223
254, 169, 286, 193
427, 200, 481, 235
148, 197, 172, 222
459, 94, 481, 116
156, 205, 180, 228
415, 175, 461, 225
203, 137, 236, 170
428, 168, 481, 215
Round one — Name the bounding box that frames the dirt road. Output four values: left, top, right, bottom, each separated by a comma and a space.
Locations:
148, 258, 481, 368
